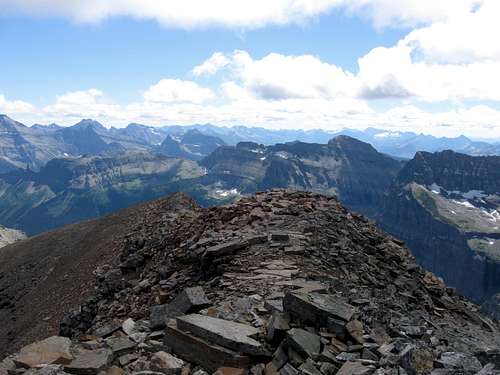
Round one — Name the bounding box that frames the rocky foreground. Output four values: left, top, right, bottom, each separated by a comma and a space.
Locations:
1, 190, 499, 375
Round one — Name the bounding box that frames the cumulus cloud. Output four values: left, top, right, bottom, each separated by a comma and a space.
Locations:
356, 0, 500, 102
142, 79, 215, 104
192, 52, 231, 76
43, 89, 122, 120
0, 94, 35, 114
195, 50, 360, 100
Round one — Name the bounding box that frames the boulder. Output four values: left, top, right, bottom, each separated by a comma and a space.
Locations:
14, 336, 73, 368
175, 314, 268, 356
283, 293, 355, 326
163, 319, 251, 372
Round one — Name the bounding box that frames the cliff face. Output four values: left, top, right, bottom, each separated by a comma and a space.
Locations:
377, 150, 500, 316
201, 136, 403, 216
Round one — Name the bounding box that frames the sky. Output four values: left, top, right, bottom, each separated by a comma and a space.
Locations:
1, 0, 500, 138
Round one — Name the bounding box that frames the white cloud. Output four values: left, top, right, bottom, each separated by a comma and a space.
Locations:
43, 89, 122, 121
0, 0, 483, 29
192, 52, 230, 76
142, 79, 215, 104
0, 94, 35, 114
353, 0, 500, 102
0, 0, 344, 28
196, 50, 360, 100
343, 0, 482, 29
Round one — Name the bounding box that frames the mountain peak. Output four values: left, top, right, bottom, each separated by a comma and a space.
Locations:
71, 119, 106, 131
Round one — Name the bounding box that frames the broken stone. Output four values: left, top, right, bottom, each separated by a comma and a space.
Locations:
163, 319, 251, 372
205, 240, 248, 257
150, 352, 184, 375
283, 293, 355, 327
118, 353, 139, 367
286, 329, 321, 359
122, 318, 136, 336
65, 349, 113, 375
14, 336, 73, 368
175, 314, 268, 356
150, 287, 212, 329
213, 368, 245, 375
400, 346, 434, 375
271, 232, 290, 242
106, 366, 124, 375
106, 336, 135, 356
93, 324, 121, 339
265, 300, 284, 314
434, 352, 482, 374
346, 320, 364, 344
279, 364, 298, 375
266, 312, 290, 344
298, 360, 322, 375
336, 362, 373, 375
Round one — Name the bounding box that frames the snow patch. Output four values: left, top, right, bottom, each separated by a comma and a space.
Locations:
214, 188, 239, 198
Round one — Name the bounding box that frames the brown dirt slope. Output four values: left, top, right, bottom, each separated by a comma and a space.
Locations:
0, 192, 198, 355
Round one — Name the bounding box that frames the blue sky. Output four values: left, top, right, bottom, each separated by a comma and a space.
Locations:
0, 13, 405, 104
0, 1, 499, 138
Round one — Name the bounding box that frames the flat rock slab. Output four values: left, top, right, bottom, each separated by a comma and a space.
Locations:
150, 287, 212, 329
106, 337, 135, 356
65, 349, 113, 375
205, 241, 248, 257
164, 320, 251, 373
14, 336, 73, 368
176, 314, 267, 356
283, 292, 355, 325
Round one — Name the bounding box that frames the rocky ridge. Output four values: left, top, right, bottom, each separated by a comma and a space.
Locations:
2, 190, 498, 375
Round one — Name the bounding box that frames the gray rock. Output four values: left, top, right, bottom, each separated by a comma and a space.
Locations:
283, 292, 355, 326
163, 319, 251, 372
336, 362, 373, 375
434, 352, 482, 374
150, 287, 212, 329
271, 232, 290, 242
175, 314, 267, 356
14, 336, 73, 368
150, 352, 184, 375
286, 328, 321, 358
205, 240, 248, 257
106, 337, 136, 356
65, 349, 113, 375
266, 312, 290, 344
280, 364, 298, 375
298, 360, 322, 375
400, 346, 434, 375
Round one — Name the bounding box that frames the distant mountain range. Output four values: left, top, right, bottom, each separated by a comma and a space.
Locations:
3, 114, 500, 175
334, 128, 500, 159
2, 114, 500, 317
